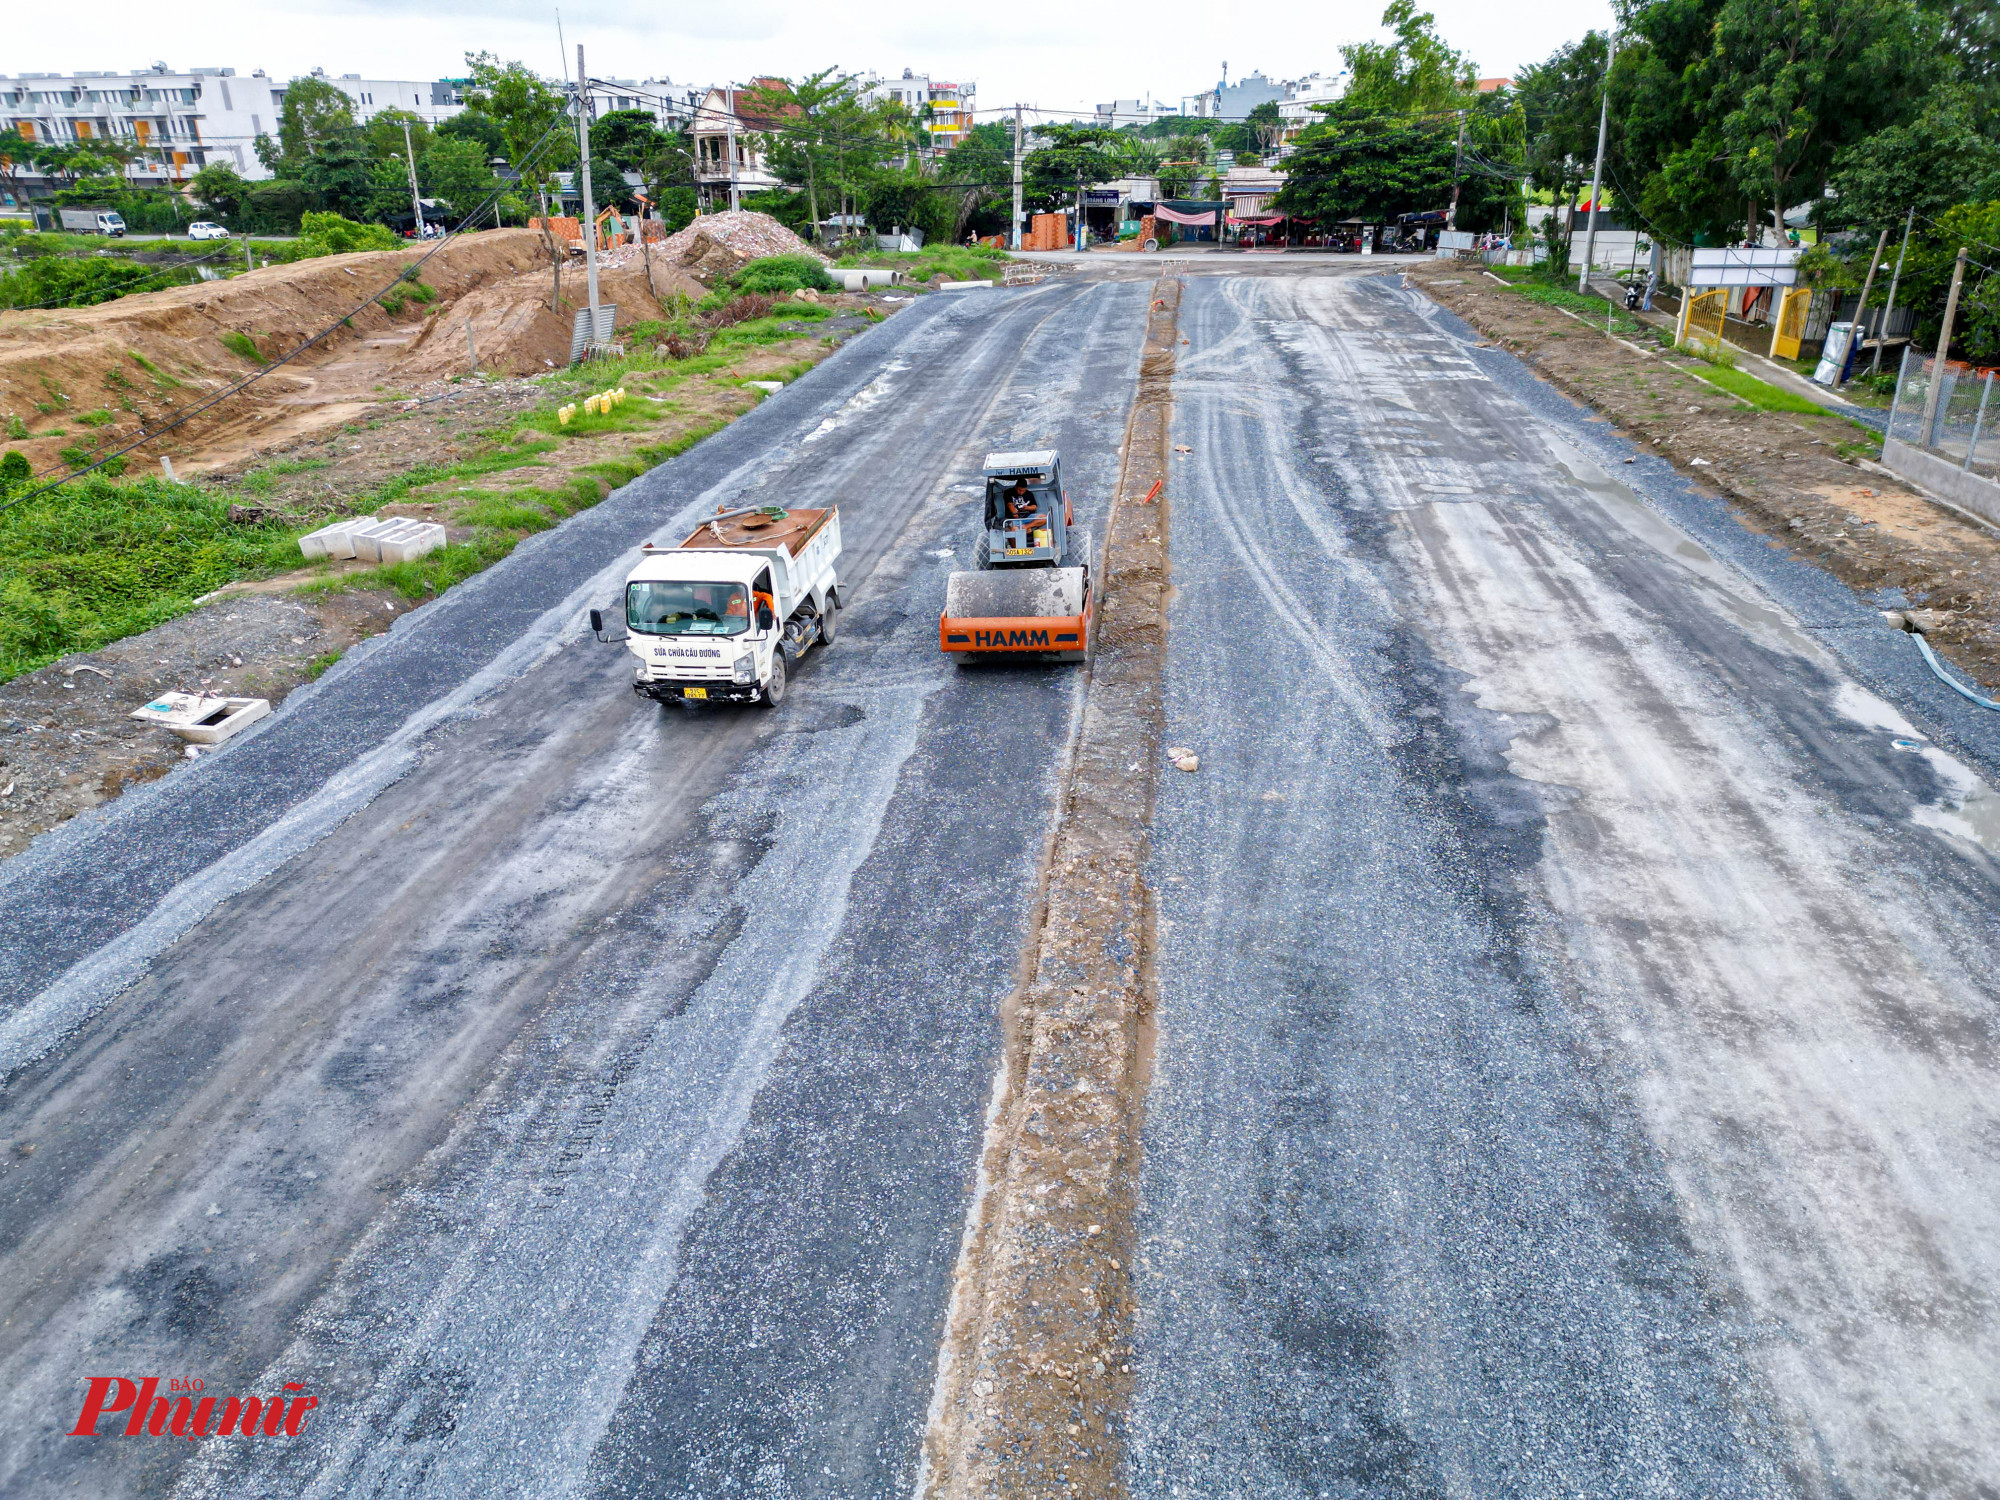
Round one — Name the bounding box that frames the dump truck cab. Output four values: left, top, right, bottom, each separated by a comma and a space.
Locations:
980, 451, 1074, 569
614, 504, 841, 707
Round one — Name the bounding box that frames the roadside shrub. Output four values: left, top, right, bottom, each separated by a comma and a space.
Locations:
702, 293, 777, 328
286, 211, 401, 261
724, 254, 837, 296
0, 255, 196, 311
0, 450, 30, 486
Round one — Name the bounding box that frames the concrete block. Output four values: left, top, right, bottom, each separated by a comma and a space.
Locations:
377, 521, 446, 564
299, 519, 360, 560
350, 518, 412, 563
130, 692, 272, 745
938, 280, 996, 292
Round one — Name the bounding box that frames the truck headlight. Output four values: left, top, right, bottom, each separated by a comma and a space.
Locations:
733, 651, 757, 683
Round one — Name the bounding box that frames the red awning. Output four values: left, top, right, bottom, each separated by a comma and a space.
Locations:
1229, 214, 1287, 226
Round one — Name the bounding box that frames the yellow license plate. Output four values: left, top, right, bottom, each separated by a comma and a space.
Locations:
683, 686, 707, 699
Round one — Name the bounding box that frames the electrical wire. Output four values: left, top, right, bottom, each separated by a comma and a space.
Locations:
0, 107, 579, 519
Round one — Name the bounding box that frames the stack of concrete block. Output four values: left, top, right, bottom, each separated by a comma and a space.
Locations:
1024, 213, 1071, 251
299, 516, 447, 564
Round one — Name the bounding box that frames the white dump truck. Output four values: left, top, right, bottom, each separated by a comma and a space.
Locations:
593, 504, 842, 708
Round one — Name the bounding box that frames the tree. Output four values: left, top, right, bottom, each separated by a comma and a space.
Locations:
188, 161, 249, 219
590, 109, 666, 170
464, 52, 575, 214
935, 121, 1015, 240
641, 129, 696, 214
1277, 101, 1506, 225
1023, 124, 1124, 213
1709, 0, 1923, 237
1828, 83, 2000, 225
438, 109, 505, 159
742, 71, 866, 238
1248, 100, 1287, 157
1341, 0, 1477, 116
1516, 31, 1613, 265
277, 76, 358, 164
361, 108, 432, 166
421, 137, 498, 217
297, 133, 374, 220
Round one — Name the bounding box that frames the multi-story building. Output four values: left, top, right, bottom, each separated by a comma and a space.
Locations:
591, 77, 709, 132
856, 70, 977, 152
1276, 72, 1348, 150
0, 64, 466, 198
1182, 69, 1287, 121
690, 83, 786, 210
1094, 99, 1183, 128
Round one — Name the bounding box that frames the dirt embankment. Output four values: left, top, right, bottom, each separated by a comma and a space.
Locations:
0, 229, 702, 477
1410, 264, 2000, 687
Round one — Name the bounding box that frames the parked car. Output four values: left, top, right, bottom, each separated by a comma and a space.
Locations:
188, 222, 231, 241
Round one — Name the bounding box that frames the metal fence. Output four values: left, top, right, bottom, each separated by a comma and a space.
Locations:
1681, 289, 1729, 355
1890, 350, 2000, 482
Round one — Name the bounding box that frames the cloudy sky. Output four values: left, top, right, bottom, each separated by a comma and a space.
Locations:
8, 0, 1613, 116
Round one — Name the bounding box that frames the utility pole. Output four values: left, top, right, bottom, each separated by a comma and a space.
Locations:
1871, 207, 1915, 377
1447, 108, 1467, 231
725, 88, 740, 213
575, 45, 602, 347
1837, 226, 1888, 388
1920, 246, 1969, 447
401, 119, 426, 238
1010, 104, 1023, 251
1577, 27, 1616, 293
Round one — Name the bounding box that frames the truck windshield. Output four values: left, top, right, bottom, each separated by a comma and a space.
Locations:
626, 580, 750, 636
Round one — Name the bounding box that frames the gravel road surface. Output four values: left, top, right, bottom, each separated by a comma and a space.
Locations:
0, 276, 1151, 1497
1130, 271, 2000, 1497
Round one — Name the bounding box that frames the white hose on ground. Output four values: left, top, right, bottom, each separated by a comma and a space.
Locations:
1912, 632, 2000, 711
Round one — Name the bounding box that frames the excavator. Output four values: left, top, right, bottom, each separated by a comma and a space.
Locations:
938, 450, 1092, 663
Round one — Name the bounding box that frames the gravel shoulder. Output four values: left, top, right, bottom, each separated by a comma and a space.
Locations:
1409, 263, 2000, 688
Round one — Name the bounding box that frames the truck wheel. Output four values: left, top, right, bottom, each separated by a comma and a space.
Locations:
973, 532, 992, 571
819, 592, 839, 646
759, 649, 788, 708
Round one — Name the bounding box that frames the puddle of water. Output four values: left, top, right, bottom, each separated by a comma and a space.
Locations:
1831, 683, 2000, 857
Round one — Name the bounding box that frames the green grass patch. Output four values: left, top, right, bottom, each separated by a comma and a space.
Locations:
0, 475, 301, 682
635, 418, 728, 467
128, 349, 182, 387
77, 409, 117, 428
835, 245, 1008, 285
221, 331, 266, 365
1689, 363, 1824, 413
1500, 278, 1645, 337
305, 649, 343, 680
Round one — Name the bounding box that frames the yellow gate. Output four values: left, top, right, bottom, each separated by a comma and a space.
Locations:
1680, 288, 1728, 354
1770, 287, 1810, 360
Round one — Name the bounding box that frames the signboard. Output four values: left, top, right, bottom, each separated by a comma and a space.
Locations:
1437, 230, 1475, 250
1689, 247, 1798, 288
1084, 189, 1121, 204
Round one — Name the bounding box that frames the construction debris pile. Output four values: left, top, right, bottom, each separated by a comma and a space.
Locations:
656, 211, 829, 284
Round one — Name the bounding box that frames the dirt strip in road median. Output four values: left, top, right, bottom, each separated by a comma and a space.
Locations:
919, 277, 1179, 1499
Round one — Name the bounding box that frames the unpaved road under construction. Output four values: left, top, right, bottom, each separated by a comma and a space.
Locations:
5, 260, 2000, 1498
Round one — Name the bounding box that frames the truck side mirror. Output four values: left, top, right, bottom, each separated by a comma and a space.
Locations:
756, 605, 776, 631
589, 608, 604, 636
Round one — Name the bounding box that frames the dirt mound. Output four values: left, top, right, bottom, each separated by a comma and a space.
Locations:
656, 211, 827, 284
0, 229, 693, 474
392, 256, 703, 382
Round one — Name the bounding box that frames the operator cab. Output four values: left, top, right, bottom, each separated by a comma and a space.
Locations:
981, 449, 1069, 567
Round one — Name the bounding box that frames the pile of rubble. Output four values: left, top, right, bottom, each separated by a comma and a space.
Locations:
656, 211, 829, 283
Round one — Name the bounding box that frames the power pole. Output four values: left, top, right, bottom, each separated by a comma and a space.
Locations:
1447, 108, 1467, 231
401, 119, 426, 238
1920, 246, 1969, 446
725, 88, 741, 213
575, 45, 602, 346
1870, 207, 1915, 377
1577, 27, 1616, 293
1837, 226, 1888, 388
1011, 104, 1024, 251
